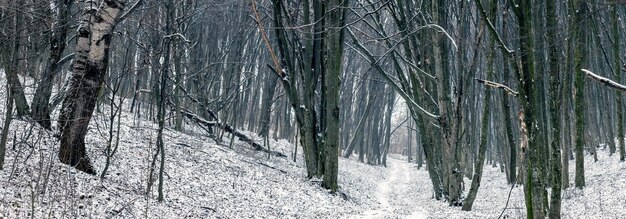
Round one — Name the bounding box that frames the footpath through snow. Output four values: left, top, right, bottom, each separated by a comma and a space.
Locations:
1, 73, 625, 218
347, 152, 626, 218
349, 158, 427, 219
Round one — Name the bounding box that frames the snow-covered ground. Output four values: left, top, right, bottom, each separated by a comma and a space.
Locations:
1, 74, 626, 218
0, 115, 373, 218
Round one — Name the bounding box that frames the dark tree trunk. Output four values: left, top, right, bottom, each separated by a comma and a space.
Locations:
573, 0, 587, 189
514, 0, 548, 217
462, 68, 491, 211
322, 0, 345, 191
31, 0, 74, 129
258, 75, 278, 137
5, 1, 30, 118
613, 5, 626, 162
547, 0, 563, 217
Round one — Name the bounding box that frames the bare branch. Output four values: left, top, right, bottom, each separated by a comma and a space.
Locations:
163, 33, 191, 44
250, 0, 284, 79
119, 0, 143, 20
348, 28, 440, 121
582, 68, 626, 92
475, 78, 519, 96
475, 0, 513, 54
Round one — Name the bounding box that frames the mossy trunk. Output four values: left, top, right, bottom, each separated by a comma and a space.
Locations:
514, 0, 547, 217
321, 0, 346, 192
547, 0, 563, 217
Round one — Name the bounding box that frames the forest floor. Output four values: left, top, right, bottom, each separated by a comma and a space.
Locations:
4, 116, 620, 219
350, 157, 428, 219
1, 75, 626, 218
350, 150, 626, 218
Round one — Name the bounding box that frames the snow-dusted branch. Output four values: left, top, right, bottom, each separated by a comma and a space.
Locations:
475, 0, 512, 54
582, 68, 626, 92
475, 78, 519, 96
119, 0, 143, 20
163, 33, 191, 44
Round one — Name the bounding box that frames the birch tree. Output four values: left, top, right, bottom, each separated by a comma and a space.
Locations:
58, 0, 126, 174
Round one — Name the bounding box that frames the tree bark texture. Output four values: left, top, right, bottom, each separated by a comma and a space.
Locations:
58, 0, 126, 174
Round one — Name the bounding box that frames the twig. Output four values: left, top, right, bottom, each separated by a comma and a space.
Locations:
498, 147, 528, 219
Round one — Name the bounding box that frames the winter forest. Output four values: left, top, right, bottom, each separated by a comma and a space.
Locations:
1, 0, 626, 218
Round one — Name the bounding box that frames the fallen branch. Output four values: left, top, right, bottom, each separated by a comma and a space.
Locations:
241, 159, 288, 174
200, 206, 217, 212
180, 110, 287, 158
475, 78, 519, 96
582, 68, 626, 92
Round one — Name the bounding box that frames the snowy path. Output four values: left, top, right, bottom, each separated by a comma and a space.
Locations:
348, 157, 428, 219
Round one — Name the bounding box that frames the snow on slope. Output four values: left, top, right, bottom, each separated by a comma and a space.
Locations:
347, 150, 626, 219
0, 116, 377, 218
1, 74, 626, 218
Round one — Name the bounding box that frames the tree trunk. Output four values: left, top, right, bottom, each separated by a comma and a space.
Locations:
321, 0, 345, 192
572, 0, 587, 189
547, 0, 562, 217
6, 1, 30, 118
343, 95, 374, 158
514, 0, 547, 217
380, 87, 394, 167
434, 0, 462, 205
0, 76, 13, 170
462, 61, 492, 211
613, 5, 626, 162
31, 0, 74, 129
258, 75, 278, 137
58, 0, 126, 174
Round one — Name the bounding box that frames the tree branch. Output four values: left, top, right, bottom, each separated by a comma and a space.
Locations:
250, 0, 284, 79
119, 0, 143, 20
582, 68, 626, 92
475, 78, 519, 96
475, 0, 513, 54
348, 28, 440, 121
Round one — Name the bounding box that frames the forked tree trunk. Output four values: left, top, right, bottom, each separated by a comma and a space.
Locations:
462, 72, 491, 211
343, 95, 374, 158
463, 9, 496, 207
58, 0, 125, 174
